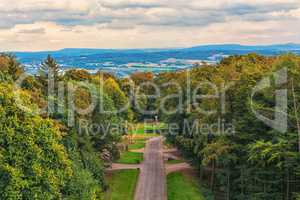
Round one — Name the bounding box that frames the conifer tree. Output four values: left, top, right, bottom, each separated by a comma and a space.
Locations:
38, 55, 61, 89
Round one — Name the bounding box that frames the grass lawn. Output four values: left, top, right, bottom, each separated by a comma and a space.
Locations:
167, 172, 206, 200
166, 159, 184, 164
128, 141, 146, 150
144, 123, 167, 130
116, 151, 144, 164
105, 170, 139, 200
130, 124, 146, 134
128, 123, 166, 136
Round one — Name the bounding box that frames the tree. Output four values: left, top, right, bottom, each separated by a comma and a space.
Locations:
0, 84, 72, 199
64, 69, 91, 81
37, 55, 61, 91
157, 54, 300, 199
0, 54, 24, 81
104, 78, 133, 121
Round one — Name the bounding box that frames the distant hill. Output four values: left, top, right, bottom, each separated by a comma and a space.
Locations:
184, 43, 300, 51
5, 43, 300, 76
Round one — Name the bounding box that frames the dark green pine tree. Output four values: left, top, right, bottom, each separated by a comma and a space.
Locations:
37, 55, 61, 116
37, 55, 61, 89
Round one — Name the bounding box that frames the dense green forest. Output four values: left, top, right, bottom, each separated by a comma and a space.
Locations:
0, 54, 133, 199
155, 54, 300, 199
1, 53, 300, 199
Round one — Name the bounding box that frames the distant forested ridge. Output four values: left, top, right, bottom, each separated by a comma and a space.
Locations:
12, 43, 300, 76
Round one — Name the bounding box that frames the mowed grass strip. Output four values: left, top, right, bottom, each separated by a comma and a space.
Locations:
144, 123, 167, 130
116, 151, 144, 164
106, 170, 139, 200
167, 172, 205, 200
166, 159, 184, 164
128, 141, 145, 150
128, 123, 166, 137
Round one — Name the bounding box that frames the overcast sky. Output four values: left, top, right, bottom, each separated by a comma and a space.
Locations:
1, 0, 300, 51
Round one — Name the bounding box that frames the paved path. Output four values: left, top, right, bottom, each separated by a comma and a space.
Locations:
166, 163, 193, 174
131, 148, 145, 153
134, 137, 167, 200
163, 148, 177, 153
107, 163, 141, 171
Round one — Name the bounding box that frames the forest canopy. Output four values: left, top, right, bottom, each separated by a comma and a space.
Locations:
0, 53, 300, 199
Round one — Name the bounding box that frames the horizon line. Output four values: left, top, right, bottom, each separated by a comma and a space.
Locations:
2, 42, 300, 53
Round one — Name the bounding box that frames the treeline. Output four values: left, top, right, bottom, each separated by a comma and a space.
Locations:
0, 54, 149, 199
152, 54, 300, 199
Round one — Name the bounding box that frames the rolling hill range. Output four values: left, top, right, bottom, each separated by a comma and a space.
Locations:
9, 43, 300, 76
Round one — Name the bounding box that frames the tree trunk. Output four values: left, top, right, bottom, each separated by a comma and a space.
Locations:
286, 169, 290, 200
227, 170, 230, 200
210, 160, 215, 191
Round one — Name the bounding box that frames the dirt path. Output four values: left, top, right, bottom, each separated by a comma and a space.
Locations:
134, 137, 167, 200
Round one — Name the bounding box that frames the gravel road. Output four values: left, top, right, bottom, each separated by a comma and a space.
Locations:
134, 137, 167, 200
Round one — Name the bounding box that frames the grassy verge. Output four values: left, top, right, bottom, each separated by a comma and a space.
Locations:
128, 141, 146, 150
116, 151, 144, 164
144, 123, 167, 131
128, 123, 166, 137
167, 172, 206, 200
166, 159, 184, 164
105, 170, 139, 200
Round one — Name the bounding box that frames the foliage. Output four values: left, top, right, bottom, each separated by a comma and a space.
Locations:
104, 78, 133, 121
63, 164, 102, 200
38, 55, 60, 81
0, 54, 24, 81
0, 84, 72, 199
0, 55, 132, 199
64, 69, 91, 81
2, 52, 300, 199
156, 54, 300, 199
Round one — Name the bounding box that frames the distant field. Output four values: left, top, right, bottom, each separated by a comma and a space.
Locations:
18, 44, 300, 76
105, 170, 139, 200
167, 172, 206, 200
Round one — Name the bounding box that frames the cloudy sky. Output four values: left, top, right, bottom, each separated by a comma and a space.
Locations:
1, 0, 300, 51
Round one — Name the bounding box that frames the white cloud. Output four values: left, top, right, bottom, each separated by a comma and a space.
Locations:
0, 0, 299, 50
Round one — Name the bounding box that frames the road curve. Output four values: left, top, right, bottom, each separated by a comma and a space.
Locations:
134, 137, 167, 200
